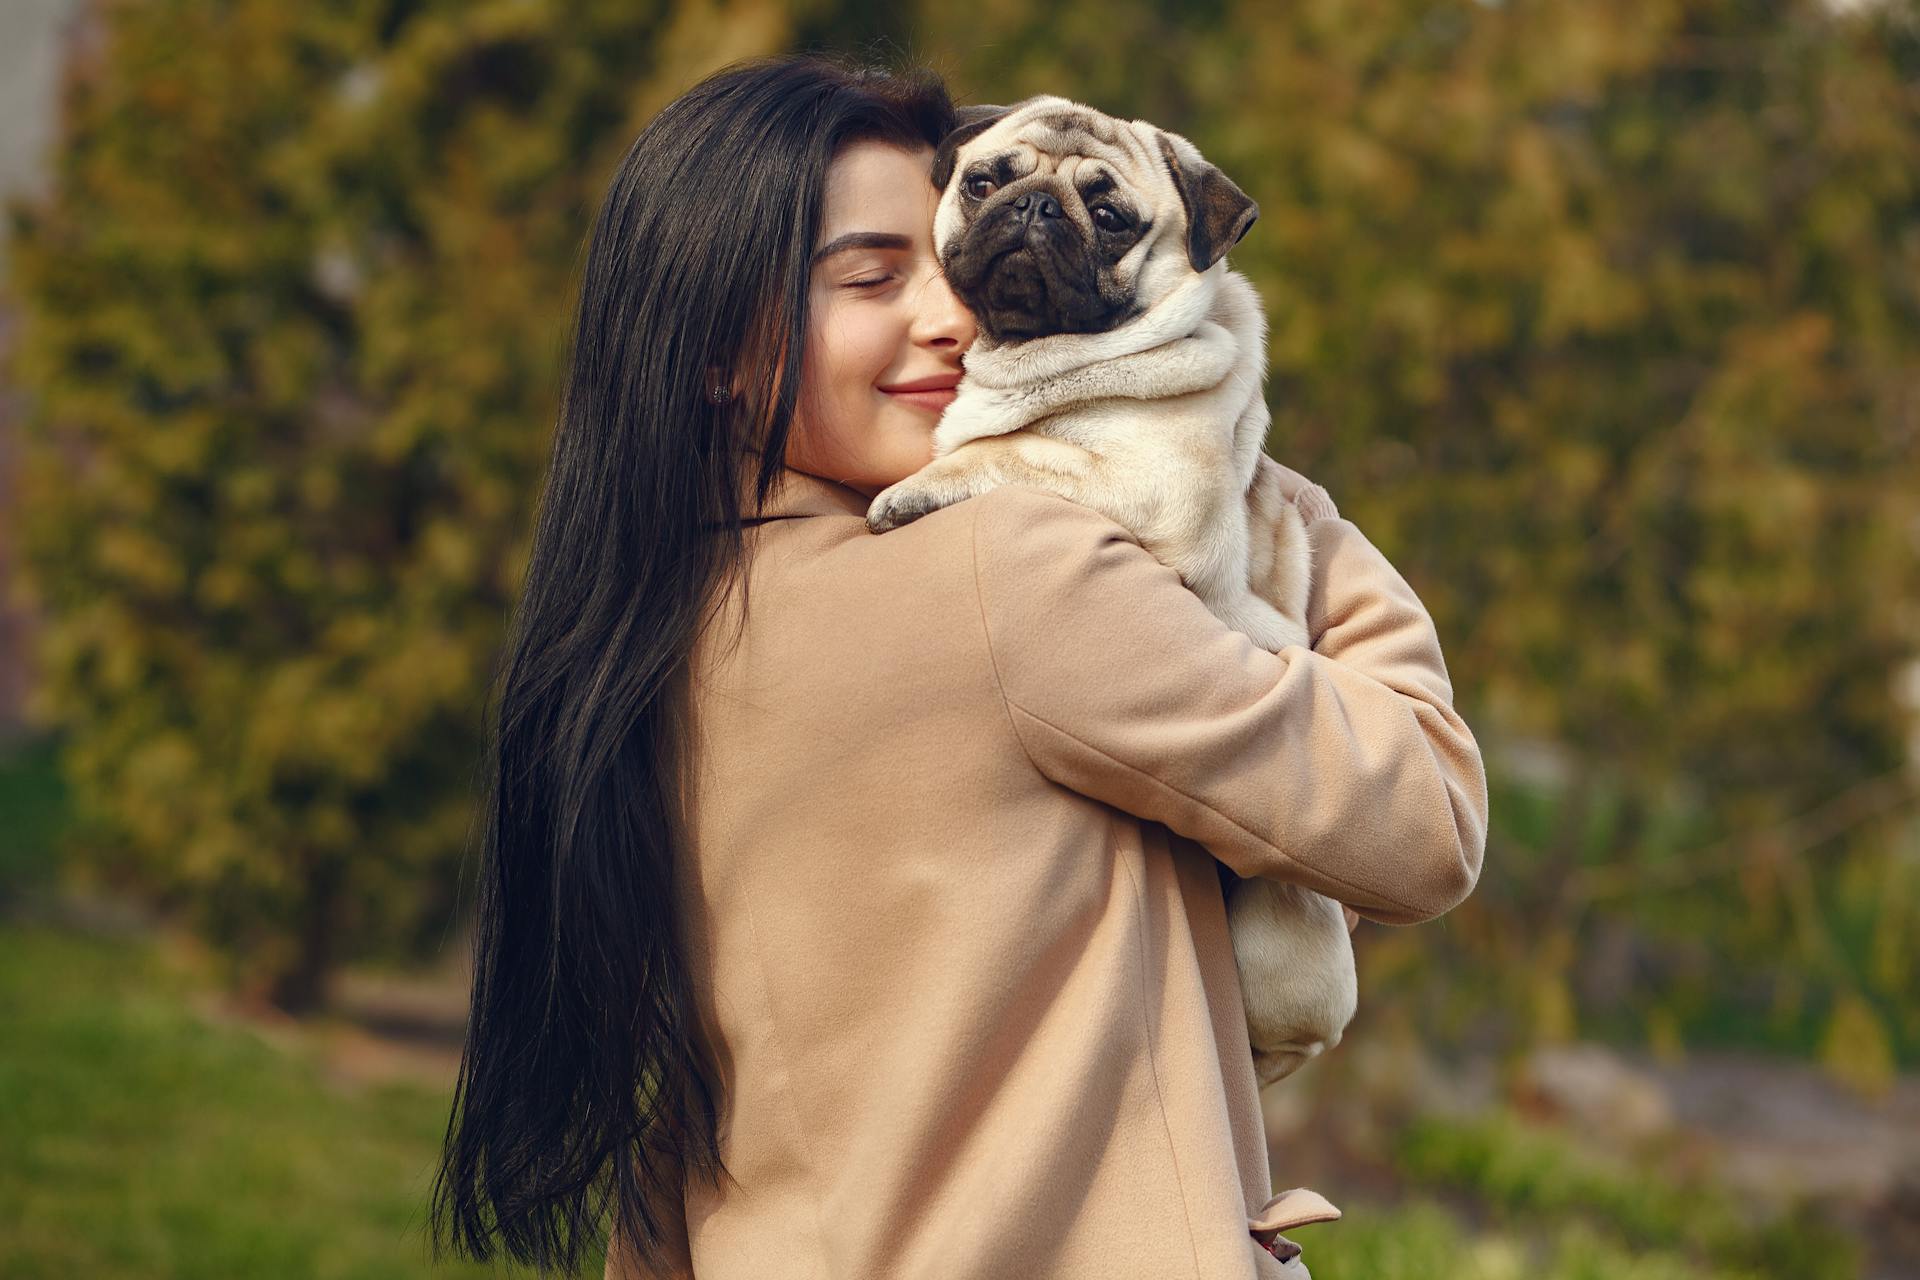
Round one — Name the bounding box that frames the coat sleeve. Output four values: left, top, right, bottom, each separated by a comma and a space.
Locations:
965, 481, 1488, 926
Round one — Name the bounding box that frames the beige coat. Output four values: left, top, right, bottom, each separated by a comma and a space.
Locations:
606, 464, 1488, 1279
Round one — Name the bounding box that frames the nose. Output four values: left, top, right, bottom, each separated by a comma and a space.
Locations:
912, 266, 976, 356
1012, 191, 1063, 222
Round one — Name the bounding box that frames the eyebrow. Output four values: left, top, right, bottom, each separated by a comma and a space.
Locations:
813, 231, 912, 263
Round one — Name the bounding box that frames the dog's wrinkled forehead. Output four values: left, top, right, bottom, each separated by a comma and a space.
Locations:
1014, 104, 1132, 161
961, 98, 1164, 201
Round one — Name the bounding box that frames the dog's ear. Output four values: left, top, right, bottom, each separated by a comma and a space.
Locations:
955, 103, 1012, 128
1156, 131, 1258, 272
931, 104, 1014, 190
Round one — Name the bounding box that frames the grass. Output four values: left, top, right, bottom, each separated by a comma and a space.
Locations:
1382, 1109, 1860, 1280
5, 920, 1845, 1280
1313, 1201, 1733, 1280
0, 737, 1881, 1278
2, 925, 1859, 1280
0, 922, 605, 1279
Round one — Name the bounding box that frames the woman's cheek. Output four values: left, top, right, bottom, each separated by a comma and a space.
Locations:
846, 304, 900, 387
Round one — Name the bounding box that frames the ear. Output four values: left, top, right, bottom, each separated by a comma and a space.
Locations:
955, 103, 1012, 128
931, 104, 1013, 190
1156, 131, 1259, 272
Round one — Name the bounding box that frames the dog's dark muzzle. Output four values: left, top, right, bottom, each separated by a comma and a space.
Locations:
1009, 191, 1064, 231
945, 193, 1129, 341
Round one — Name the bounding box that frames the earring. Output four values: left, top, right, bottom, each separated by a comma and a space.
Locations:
710, 384, 733, 405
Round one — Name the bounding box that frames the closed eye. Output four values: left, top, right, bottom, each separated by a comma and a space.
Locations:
844, 273, 896, 290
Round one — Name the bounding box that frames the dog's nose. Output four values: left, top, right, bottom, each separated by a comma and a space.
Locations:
1012, 192, 1063, 222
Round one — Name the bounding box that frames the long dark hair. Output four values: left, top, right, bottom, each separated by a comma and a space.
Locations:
431, 55, 955, 1274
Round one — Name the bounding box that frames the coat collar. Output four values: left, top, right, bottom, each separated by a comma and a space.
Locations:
740, 464, 873, 524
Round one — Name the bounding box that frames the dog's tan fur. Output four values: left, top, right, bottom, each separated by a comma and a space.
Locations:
866, 96, 1358, 1096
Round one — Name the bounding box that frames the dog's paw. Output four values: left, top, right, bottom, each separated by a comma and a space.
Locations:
866, 475, 964, 533
1252, 1038, 1332, 1088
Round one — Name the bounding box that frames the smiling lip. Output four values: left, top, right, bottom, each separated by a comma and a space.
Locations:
878, 372, 962, 412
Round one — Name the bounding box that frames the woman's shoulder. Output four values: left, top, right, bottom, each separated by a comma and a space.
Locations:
724, 486, 1160, 666
750, 485, 1135, 592
965, 483, 1135, 528
964, 485, 1149, 568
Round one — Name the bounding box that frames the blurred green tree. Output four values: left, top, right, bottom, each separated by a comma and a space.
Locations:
7, 0, 1918, 1069
909, 0, 1920, 1067
3, 0, 801, 1009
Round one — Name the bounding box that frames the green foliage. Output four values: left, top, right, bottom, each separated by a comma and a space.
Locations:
909, 0, 1920, 1064
1231, 0, 1920, 1062
1393, 1108, 1860, 1280
6, 917, 1841, 1280
8, 0, 1919, 1057
1361, 767, 1920, 1072
1314, 1200, 1758, 1280
0, 922, 570, 1277
7, 4, 1913, 1272
0, 735, 68, 901
3, 0, 802, 1006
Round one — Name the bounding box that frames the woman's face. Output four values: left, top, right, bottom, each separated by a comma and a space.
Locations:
781, 140, 976, 498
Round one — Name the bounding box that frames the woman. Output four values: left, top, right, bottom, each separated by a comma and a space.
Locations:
433, 55, 1488, 1280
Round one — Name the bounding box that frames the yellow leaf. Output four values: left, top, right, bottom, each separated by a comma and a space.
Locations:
1819, 992, 1895, 1100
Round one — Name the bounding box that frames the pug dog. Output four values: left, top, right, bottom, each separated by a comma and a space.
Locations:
864, 96, 1358, 1090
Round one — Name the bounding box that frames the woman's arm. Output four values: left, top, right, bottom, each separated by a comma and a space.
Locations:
967, 480, 1487, 926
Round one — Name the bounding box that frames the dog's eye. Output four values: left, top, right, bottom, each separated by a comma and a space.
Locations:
965, 174, 998, 200
1092, 205, 1127, 232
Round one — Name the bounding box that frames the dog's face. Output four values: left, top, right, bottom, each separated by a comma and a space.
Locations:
930, 96, 1258, 344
